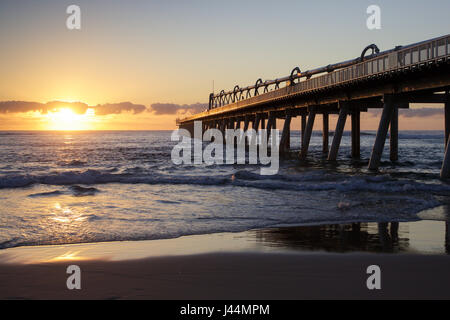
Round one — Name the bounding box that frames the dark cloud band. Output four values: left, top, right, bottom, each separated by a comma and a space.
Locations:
0, 101, 147, 116
150, 103, 207, 115
369, 108, 444, 118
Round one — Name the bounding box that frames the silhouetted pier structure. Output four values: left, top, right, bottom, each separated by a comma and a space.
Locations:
177, 35, 450, 178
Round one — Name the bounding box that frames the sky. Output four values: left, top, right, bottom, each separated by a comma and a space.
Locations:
0, 0, 449, 130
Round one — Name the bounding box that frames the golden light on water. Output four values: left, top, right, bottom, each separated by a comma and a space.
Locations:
50, 203, 88, 223
44, 107, 96, 130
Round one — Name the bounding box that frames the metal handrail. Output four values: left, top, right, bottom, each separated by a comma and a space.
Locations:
208, 34, 449, 110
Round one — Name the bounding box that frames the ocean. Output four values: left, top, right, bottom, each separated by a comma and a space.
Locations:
0, 130, 449, 250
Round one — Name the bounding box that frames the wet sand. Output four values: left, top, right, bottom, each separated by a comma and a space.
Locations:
1, 221, 450, 300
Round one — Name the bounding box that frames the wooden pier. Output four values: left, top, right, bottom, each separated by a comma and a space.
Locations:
177, 35, 450, 178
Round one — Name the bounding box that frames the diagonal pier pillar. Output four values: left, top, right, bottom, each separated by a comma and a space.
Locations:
445, 90, 450, 148
390, 106, 399, 162
300, 107, 316, 160
322, 112, 329, 154
442, 138, 450, 179
301, 113, 306, 150
368, 95, 395, 170
267, 112, 276, 143
328, 102, 348, 161
234, 118, 241, 146
442, 91, 450, 179
243, 115, 250, 132
241, 115, 251, 147
351, 108, 360, 159
280, 110, 292, 154
254, 114, 261, 133
253, 113, 261, 144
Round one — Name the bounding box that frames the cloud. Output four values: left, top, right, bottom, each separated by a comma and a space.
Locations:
0, 101, 47, 114
0, 100, 89, 115
399, 108, 444, 118
93, 102, 147, 115
0, 100, 147, 116
368, 108, 444, 118
150, 103, 207, 115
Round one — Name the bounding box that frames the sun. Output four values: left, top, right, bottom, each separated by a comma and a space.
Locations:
45, 108, 95, 130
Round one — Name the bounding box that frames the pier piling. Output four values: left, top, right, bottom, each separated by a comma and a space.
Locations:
351, 109, 361, 159
445, 90, 450, 147
442, 138, 450, 179
300, 108, 316, 159
254, 114, 261, 133
280, 111, 292, 154
328, 102, 348, 161
301, 113, 307, 150
266, 112, 276, 143
368, 95, 395, 170
390, 107, 399, 162
323, 112, 329, 154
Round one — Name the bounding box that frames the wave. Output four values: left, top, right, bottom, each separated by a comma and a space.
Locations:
398, 133, 444, 140
27, 186, 101, 198
69, 185, 100, 196
27, 190, 64, 198
2, 169, 450, 196
58, 160, 87, 167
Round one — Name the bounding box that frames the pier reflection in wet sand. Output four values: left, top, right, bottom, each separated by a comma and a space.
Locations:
251, 220, 449, 255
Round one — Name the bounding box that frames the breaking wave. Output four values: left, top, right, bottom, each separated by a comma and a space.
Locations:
2, 168, 450, 196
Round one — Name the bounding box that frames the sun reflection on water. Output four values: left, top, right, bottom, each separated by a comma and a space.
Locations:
49, 203, 88, 223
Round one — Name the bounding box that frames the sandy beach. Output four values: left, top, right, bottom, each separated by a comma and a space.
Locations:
2, 252, 450, 300
1, 224, 450, 300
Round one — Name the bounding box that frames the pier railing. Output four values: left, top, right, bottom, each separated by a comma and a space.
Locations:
207, 34, 450, 112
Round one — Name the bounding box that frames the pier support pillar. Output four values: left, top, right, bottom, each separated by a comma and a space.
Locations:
267, 112, 276, 143
351, 109, 360, 159
250, 114, 262, 146
234, 118, 241, 146
201, 122, 206, 136
300, 108, 316, 159
328, 102, 348, 161
254, 114, 261, 133
228, 118, 235, 130
301, 114, 307, 150
235, 118, 241, 130
441, 139, 450, 179
445, 90, 450, 148
322, 112, 329, 154
280, 111, 292, 154
368, 95, 395, 171
390, 107, 399, 162
220, 119, 226, 142
243, 115, 250, 132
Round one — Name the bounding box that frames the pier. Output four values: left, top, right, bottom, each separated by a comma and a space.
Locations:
177, 35, 450, 178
